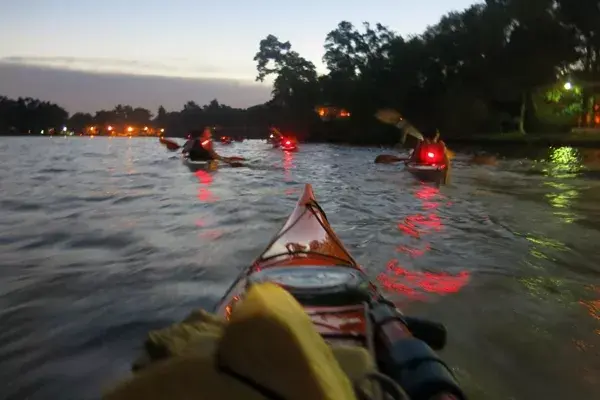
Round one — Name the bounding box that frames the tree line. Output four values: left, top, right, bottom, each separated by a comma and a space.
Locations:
253, 0, 599, 143
2, 0, 599, 144
0, 96, 274, 137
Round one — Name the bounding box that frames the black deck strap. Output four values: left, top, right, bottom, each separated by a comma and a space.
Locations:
385, 338, 454, 378
370, 302, 408, 331
382, 338, 466, 400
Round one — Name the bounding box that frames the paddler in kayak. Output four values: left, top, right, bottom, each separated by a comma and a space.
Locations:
268, 126, 284, 147
405, 129, 452, 184
374, 109, 454, 165
182, 127, 228, 162
408, 129, 449, 165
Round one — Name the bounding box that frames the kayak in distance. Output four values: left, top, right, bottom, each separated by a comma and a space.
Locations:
267, 127, 298, 151
219, 135, 233, 145
108, 184, 466, 400
280, 137, 298, 152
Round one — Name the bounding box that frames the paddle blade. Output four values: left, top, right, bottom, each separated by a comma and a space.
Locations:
159, 137, 180, 151
270, 127, 283, 138
375, 109, 403, 125
227, 156, 246, 162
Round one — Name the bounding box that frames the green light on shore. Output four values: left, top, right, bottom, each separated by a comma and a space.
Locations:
563, 82, 572, 90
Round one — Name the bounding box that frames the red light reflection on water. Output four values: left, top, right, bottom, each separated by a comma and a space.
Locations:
396, 243, 430, 257
195, 216, 224, 241
200, 230, 224, 240
414, 185, 437, 201
378, 259, 470, 300
283, 151, 299, 196
378, 183, 470, 299
283, 151, 293, 182
398, 214, 443, 237
193, 176, 222, 239
194, 170, 218, 202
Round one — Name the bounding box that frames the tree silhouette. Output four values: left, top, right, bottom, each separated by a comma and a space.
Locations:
2, 2, 599, 142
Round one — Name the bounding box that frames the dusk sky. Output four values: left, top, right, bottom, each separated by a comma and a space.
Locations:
0, 0, 477, 113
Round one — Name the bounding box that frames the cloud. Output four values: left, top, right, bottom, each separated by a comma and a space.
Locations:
0, 60, 272, 113
1, 56, 252, 80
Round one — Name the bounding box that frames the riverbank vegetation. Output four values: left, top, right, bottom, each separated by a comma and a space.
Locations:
2, 0, 599, 144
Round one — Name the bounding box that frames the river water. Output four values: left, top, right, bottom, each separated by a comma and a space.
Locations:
0, 137, 598, 399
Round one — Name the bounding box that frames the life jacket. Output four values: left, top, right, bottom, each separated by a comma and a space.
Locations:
416, 142, 446, 165
187, 138, 214, 161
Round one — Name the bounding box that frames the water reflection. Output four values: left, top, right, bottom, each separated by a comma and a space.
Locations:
541, 147, 584, 223
283, 151, 294, 182
194, 170, 217, 203
545, 146, 600, 173
124, 141, 136, 175
195, 217, 223, 240
378, 183, 470, 300
283, 151, 298, 197
544, 146, 581, 177
544, 181, 579, 223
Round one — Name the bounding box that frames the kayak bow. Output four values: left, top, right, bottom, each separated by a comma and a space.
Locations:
214, 184, 465, 400
217, 184, 410, 337
119, 184, 465, 400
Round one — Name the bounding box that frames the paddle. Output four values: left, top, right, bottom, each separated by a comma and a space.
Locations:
270, 127, 283, 139
159, 137, 181, 151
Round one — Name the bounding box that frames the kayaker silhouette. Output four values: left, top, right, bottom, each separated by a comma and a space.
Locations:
409, 129, 448, 165
182, 127, 230, 162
